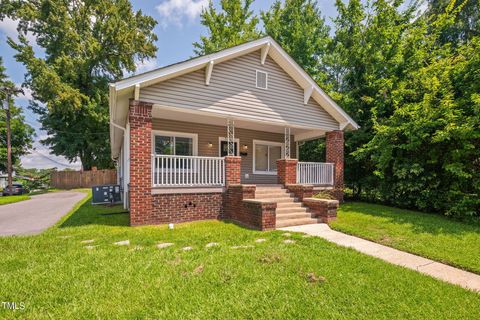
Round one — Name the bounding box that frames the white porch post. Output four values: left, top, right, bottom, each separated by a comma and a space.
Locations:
227, 119, 235, 156
284, 127, 291, 159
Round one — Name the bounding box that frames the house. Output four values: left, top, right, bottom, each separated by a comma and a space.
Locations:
109, 37, 358, 230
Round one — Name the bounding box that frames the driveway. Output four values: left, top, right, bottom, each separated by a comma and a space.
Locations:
0, 191, 86, 236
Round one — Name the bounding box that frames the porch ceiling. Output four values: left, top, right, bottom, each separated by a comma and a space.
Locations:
151, 104, 326, 140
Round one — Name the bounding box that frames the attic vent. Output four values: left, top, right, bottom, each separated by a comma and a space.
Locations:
256, 70, 268, 89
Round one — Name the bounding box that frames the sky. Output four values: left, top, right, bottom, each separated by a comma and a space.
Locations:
0, 0, 340, 170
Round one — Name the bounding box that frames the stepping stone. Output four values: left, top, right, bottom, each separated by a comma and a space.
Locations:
302, 234, 312, 238
255, 239, 266, 243
58, 235, 72, 239
183, 246, 193, 251
206, 242, 219, 248
81, 239, 95, 244
130, 245, 143, 251
114, 240, 130, 246
231, 245, 254, 249
157, 242, 174, 249
84, 245, 98, 250
282, 233, 292, 237
283, 239, 296, 244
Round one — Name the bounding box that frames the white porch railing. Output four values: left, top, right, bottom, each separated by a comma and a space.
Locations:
152, 155, 225, 187
297, 162, 334, 185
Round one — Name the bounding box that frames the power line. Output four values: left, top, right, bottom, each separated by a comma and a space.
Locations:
28, 149, 79, 168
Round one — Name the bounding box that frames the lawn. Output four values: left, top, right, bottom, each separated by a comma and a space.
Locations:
332, 202, 480, 274
0, 194, 479, 319
0, 195, 30, 205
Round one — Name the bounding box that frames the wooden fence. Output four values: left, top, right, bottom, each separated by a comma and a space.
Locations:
51, 169, 117, 189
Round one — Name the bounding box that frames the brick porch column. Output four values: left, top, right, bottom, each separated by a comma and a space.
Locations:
277, 159, 298, 185
129, 100, 153, 226
326, 130, 344, 202
225, 156, 241, 186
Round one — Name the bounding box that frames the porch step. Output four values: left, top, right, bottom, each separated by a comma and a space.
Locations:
255, 197, 299, 203
254, 193, 293, 199
275, 218, 320, 228
276, 211, 312, 220
276, 207, 309, 214
275, 202, 304, 208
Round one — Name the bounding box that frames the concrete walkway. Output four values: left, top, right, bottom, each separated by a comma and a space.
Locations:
0, 191, 86, 236
280, 223, 480, 293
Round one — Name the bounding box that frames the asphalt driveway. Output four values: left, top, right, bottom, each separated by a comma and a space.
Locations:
0, 191, 86, 236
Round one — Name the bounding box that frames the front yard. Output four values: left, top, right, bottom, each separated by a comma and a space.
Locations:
0, 194, 479, 319
0, 195, 30, 205
332, 202, 480, 274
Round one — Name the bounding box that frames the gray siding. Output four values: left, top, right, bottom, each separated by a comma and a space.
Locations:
152, 119, 296, 184
141, 51, 339, 130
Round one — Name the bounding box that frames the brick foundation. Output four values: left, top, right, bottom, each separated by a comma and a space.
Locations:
303, 198, 339, 223
285, 184, 313, 201
242, 200, 276, 231
326, 130, 344, 202
277, 159, 298, 185
150, 192, 223, 224
129, 100, 153, 226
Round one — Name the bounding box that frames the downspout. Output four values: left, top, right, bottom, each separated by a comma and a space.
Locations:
110, 120, 126, 161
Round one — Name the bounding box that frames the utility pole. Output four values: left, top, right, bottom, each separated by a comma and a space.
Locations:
1, 86, 23, 196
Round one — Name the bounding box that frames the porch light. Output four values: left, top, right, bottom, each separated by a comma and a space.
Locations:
207, 142, 213, 148
242, 144, 248, 150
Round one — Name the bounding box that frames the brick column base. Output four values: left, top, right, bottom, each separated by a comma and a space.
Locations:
285, 184, 313, 201
225, 156, 241, 186
303, 198, 339, 224
277, 159, 298, 185
129, 100, 153, 226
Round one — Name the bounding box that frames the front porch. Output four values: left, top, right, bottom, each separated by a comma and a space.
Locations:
126, 101, 344, 229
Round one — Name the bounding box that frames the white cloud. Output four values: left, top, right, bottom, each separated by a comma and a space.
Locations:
21, 134, 82, 170
0, 17, 37, 44
14, 84, 34, 102
135, 58, 159, 74
156, 0, 208, 28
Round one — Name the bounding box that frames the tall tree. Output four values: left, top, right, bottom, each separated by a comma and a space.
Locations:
262, 0, 331, 84
193, 0, 262, 55
3, 0, 157, 169
0, 58, 35, 173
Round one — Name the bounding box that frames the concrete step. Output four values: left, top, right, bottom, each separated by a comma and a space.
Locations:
275, 218, 320, 228
276, 212, 313, 220
255, 190, 289, 196
276, 202, 304, 208
255, 197, 298, 203
276, 207, 309, 214
255, 193, 293, 199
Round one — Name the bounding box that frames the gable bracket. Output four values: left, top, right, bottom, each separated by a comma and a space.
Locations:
304, 85, 314, 104
261, 43, 270, 65
205, 60, 214, 85
134, 84, 140, 100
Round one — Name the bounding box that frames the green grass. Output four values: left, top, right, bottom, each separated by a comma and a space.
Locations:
332, 202, 480, 274
1, 194, 479, 319
0, 195, 30, 205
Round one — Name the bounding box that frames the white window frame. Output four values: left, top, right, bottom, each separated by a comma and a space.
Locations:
253, 139, 284, 175
151, 130, 198, 156
218, 137, 240, 157
256, 70, 268, 90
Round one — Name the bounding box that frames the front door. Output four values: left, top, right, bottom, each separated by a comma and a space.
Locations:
220, 140, 238, 157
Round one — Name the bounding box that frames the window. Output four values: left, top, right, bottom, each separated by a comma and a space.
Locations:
253, 140, 284, 174
256, 70, 268, 89
219, 137, 239, 157
152, 131, 197, 156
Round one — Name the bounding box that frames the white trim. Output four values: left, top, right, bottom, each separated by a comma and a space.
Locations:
151, 130, 198, 156
252, 139, 284, 175
205, 60, 214, 85
134, 84, 140, 100
304, 85, 313, 105
218, 137, 240, 156
255, 70, 268, 89
261, 43, 270, 65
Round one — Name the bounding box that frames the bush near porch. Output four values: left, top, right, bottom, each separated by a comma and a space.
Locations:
0, 193, 479, 319
332, 202, 480, 274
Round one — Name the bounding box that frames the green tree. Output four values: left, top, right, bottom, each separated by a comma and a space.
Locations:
193, 0, 262, 55
3, 0, 157, 170
262, 0, 331, 84
0, 58, 35, 172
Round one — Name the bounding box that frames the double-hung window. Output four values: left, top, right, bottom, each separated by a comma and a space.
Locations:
153, 131, 198, 170
253, 140, 284, 174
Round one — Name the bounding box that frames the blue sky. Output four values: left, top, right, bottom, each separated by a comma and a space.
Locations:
0, 0, 340, 169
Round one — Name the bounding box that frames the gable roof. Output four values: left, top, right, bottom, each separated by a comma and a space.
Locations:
110, 36, 359, 129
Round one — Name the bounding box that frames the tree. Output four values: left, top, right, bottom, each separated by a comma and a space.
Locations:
262, 0, 331, 84
3, 0, 157, 170
193, 0, 262, 55
0, 58, 35, 174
